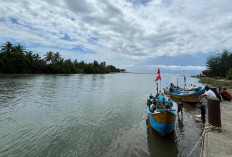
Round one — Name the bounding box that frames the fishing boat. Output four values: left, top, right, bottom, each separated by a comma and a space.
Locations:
173, 86, 201, 92
163, 86, 202, 95
163, 87, 181, 95
147, 68, 177, 136
163, 88, 205, 103
147, 95, 177, 136
166, 82, 202, 91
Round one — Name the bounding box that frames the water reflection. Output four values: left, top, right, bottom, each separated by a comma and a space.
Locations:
146, 116, 178, 157
174, 101, 203, 157
177, 115, 184, 129
0, 74, 36, 110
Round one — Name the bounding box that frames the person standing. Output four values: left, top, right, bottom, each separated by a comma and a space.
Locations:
198, 102, 206, 122
177, 98, 184, 116
199, 85, 217, 122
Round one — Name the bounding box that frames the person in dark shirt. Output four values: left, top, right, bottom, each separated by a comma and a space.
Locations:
177, 98, 183, 115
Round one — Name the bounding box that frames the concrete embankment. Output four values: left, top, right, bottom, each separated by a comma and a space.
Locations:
203, 99, 232, 156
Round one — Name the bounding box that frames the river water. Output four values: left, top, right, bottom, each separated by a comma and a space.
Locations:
0, 73, 205, 157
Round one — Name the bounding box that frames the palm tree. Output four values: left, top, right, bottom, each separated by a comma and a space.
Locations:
13, 43, 25, 54
93, 60, 99, 67
33, 54, 41, 61
44, 51, 54, 63
100, 61, 106, 67
53, 52, 62, 63
73, 59, 78, 66
1, 42, 13, 53
25, 51, 33, 61
78, 60, 85, 70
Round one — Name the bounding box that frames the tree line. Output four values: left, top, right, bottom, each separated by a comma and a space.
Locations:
0, 42, 126, 74
201, 49, 232, 79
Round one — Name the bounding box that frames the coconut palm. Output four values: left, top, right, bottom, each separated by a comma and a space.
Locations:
1, 42, 13, 53
100, 61, 106, 67
53, 52, 62, 63
44, 51, 54, 63
13, 43, 25, 54
93, 60, 99, 67
33, 54, 41, 61
25, 51, 33, 61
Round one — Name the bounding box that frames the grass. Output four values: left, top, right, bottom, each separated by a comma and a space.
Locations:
196, 77, 232, 89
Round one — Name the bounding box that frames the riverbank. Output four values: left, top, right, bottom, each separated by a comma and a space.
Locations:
194, 76, 232, 89
203, 94, 232, 156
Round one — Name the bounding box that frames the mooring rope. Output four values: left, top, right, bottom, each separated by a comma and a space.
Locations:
186, 123, 223, 157
186, 127, 207, 157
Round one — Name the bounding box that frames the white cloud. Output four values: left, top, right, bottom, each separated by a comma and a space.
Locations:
122, 64, 206, 71
0, 0, 232, 72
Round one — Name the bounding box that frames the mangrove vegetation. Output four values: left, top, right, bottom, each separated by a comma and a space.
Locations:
0, 42, 126, 74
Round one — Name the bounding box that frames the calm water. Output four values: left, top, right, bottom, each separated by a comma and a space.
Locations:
0, 73, 205, 157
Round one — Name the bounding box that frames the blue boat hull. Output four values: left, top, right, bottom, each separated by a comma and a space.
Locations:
147, 106, 177, 136
163, 88, 205, 103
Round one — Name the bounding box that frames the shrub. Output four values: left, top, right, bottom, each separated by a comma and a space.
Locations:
227, 68, 232, 80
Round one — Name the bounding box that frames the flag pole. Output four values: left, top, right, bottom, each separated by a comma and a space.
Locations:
155, 67, 161, 93
156, 82, 158, 96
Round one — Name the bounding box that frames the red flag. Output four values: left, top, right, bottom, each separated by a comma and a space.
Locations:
155, 74, 161, 81
155, 68, 161, 81
157, 68, 160, 75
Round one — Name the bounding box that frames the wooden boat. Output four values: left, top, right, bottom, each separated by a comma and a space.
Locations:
147, 96, 177, 136
147, 106, 177, 136
165, 85, 202, 93
163, 88, 181, 95
163, 88, 205, 103
148, 68, 176, 136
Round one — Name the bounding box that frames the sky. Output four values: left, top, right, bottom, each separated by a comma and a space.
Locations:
1, 0, 232, 75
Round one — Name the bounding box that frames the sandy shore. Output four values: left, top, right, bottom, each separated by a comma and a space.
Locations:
203, 99, 232, 156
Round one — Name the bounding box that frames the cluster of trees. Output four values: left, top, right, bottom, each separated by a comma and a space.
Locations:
202, 49, 232, 79
0, 42, 126, 74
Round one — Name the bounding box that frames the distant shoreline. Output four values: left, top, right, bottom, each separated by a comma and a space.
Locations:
0, 72, 125, 75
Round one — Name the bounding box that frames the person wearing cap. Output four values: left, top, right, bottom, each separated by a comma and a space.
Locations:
220, 87, 232, 101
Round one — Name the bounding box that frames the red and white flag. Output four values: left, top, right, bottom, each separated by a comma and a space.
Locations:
155, 68, 161, 81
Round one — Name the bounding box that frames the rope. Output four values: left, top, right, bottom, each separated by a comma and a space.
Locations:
186, 127, 207, 157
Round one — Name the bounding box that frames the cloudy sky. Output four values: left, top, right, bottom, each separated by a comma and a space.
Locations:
1, 0, 232, 74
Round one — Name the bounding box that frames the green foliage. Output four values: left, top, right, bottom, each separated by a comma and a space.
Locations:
198, 77, 232, 89
227, 68, 232, 80
0, 42, 126, 74
203, 49, 232, 77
